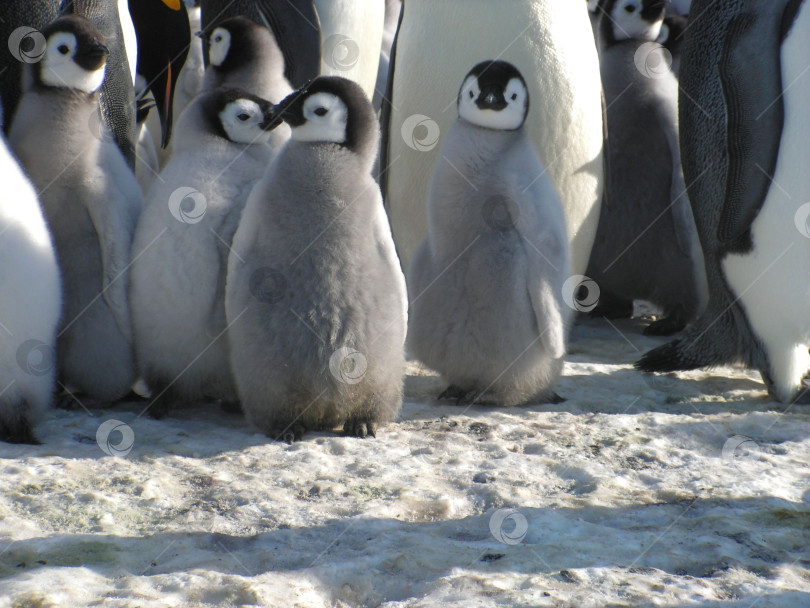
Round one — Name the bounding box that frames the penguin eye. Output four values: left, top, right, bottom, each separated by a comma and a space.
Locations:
625, 4, 636, 12
468, 90, 474, 99
58, 44, 70, 55
237, 113, 250, 121
214, 35, 222, 43
511, 93, 518, 101
314, 107, 328, 117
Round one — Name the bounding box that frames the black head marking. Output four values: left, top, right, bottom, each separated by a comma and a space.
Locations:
459, 60, 529, 127
199, 87, 275, 141
275, 76, 377, 154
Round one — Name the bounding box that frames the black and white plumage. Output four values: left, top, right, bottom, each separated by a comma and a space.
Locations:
226, 77, 407, 440
638, 0, 810, 404
408, 61, 570, 406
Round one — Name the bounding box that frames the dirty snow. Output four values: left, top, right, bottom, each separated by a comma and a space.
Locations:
0, 317, 809, 607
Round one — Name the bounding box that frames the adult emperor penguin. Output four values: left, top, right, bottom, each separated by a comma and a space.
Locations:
638, 0, 810, 403
130, 88, 277, 418
200, 16, 293, 148
408, 61, 570, 406
226, 77, 407, 440
381, 0, 604, 277
9, 15, 141, 404
128, 0, 191, 149
199, 0, 321, 88
313, 0, 385, 101
586, 0, 706, 335
0, 1, 60, 132
0, 109, 62, 443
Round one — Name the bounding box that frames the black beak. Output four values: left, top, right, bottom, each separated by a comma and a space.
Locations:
272, 89, 306, 128
475, 86, 507, 111
260, 108, 279, 131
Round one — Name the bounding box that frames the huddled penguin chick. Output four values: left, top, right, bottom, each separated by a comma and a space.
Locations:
226, 76, 407, 441
0, 111, 61, 443
639, 0, 810, 404
408, 60, 570, 406
586, 0, 706, 335
200, 16, 292, 148
9, 15, 141, 403
130, 88, 278, 419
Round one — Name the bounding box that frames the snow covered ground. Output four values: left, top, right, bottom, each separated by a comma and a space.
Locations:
0, 316, 808, 607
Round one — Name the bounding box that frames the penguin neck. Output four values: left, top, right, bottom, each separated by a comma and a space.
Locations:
451, 119, 524, 167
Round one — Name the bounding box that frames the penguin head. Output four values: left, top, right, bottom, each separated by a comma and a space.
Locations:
37, 15, 109, 94
598, 0, 667, 44
457, 60, 529, 131
195, 88, 277, 145
201, 17, 283, 74
274, 76, 378, 155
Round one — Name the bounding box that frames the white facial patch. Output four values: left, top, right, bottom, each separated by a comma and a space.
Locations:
208, 27, 231, 67
41, 31, 106, 93
458, 75, 527, 131
610, 0, 663, 42
290, 92, 348, 143
219, 99, 270, 144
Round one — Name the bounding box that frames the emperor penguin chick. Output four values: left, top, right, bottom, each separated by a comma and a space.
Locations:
9, 15, 141, 403
586, 0, 706, 335
0, 116, 61, 443
408, 60, 570, 406
226, 77, 407, 440
130, 88, 278, 418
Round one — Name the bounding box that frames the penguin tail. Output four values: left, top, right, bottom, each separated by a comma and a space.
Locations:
635, 339, 702, 373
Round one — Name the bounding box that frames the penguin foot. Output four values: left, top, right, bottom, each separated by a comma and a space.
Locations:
274, 423, 307, 443
644, 316, 686, 336
0, 417, 40, 445
219, 400, 243, 415
343, 419, 377, 438
547, 392, 566, 405
438, 385, 470, 403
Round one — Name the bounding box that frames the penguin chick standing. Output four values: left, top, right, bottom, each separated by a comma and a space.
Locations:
226, 77, 407, 440
408, 60, 569, 406
10, 15, 141, 403
0, 113, 61, 443
200, 16, 292, 148
130, 88, 277, 418
586, 0, 706, 335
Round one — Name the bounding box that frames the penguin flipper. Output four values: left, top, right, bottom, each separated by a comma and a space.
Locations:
716, 9, 787, 244
254, 0, 321, 88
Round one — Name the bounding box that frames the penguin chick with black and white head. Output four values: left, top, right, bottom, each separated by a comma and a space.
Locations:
130, 88, 278, 418
408, 60, 570, 406
226, 76, 407, 440
639, 0, 810, 404
0, 107, 62, 443
9, 15, 141, 404
585, 0, 707, 335
200, 16, 292, 149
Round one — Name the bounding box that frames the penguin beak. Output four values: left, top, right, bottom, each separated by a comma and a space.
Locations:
260, 108, 279, 131
75, 41, 109, 71
475, 86, 507, 111
272, 90, 306, 128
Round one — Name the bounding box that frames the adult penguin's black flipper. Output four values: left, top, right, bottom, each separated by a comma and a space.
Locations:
63, 0, 137, 167
199, 0, 321, 88
716, 8, 788, 249
0, 0, 61, 134
128, 0, 191, 149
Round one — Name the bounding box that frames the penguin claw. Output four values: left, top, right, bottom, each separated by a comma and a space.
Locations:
343, 420, 377, 438
276, 423, 307, 443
